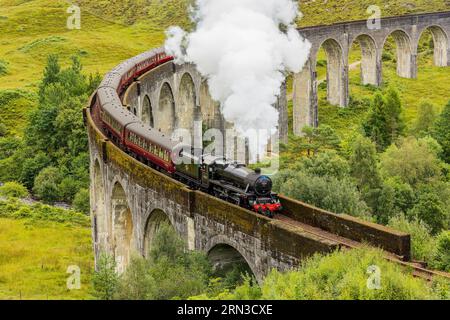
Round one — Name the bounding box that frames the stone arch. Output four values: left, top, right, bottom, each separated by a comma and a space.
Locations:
92, 159, 106, 252
418, 25, 448, 67
143, 208, 175, 258
316, 38, 347, 107
383, 30, 413, 78
141, 94, 154, 127
176, 73, 196, 131
199, 80, 220, 129
111, 181, 134, 274
206, 236, 260, 282
350, 34, 379, 86
157, 82, 176, 134
208, 244, 257, 283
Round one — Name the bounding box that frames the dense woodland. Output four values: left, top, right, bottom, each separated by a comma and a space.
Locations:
0, 0, 449, 299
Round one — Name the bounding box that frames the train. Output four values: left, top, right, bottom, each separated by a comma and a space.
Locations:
90, 48, 282, 218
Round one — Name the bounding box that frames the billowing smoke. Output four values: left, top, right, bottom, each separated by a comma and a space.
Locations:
165, 0, 310, 155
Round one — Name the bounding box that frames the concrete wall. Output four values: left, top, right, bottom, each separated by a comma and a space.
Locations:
293, 11, 450, 135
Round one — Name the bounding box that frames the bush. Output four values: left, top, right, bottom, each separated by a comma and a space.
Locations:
0, 198, 90, 226
0, 123, 7, 137
73, 188, 90, 214
380, 137, 443, 186
274, 170, 371, 219
92, 254, 119, 300
408, 192, 447, 234
0, 181, 28, 198
207, 248, 443, 300
431, 231, 450, 272
32, 166, 63, 204
388, 214, 436, 263
59, 177, 80, 202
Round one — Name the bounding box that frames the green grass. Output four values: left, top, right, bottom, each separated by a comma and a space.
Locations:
298, 0, 450, 27
0, 217, 93, 300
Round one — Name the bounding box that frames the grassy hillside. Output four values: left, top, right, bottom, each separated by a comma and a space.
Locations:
0, 200, 93, 300
299, 0, 449, 26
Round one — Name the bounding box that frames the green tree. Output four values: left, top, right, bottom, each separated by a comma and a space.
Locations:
349, 135, 381, 190
297, 151, 350, 180
363, 88, 404, 151
431, 231, 450, 272
0, 181, 28, 198
363, 92, 390, 151
32, 166, 63, 204
408, 192, 447, 234
39, 54, 60, 96
19, 152, 51, 189
412, 101, 436, 137
380, 137, 443, 186
384, 87, 405, 140
274, 170, 370, 219
92, 254, 119, 300
114, 256, 155, 300
300, 125, 341, 156
388, 214, 436, 263
432, 100, 450, 163
73, 188, 90, 214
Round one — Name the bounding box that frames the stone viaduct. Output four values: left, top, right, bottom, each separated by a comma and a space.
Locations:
87, 11, 450, 282
294, 10, 450, 134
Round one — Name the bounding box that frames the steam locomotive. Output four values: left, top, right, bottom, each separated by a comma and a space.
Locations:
92, 49, 282, 218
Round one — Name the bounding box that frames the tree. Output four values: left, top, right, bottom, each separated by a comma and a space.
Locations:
92, 254, 119, 300
431, 231, 450, 272
408, 192, 447, 234
114, 256, 155, 300
433, 100, 450, 163
363, 92, 390, 151
384, 87, 405, 140
349, 135, 381, 190
39, 54, 60, 97
412, 101, 436, 137
363, 87, 404, 151
73, 188, 90, 214
32, 166, 63, 203
0, 181, 28, 198
297, 151, 350, 180
380, 137, 443, 186
388, 214, 436, 263
300, 125, 341, 156
19, 152, 51, 189
275, 170, 370, 219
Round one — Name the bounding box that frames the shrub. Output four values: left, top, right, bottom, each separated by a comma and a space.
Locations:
208, 248, 443, 300
0, 181, 28, 199
73, 188, 90, 214
92, 254, 119, 300
431, 231, 450, 272
32, 166, 62, 204
380, 137, 443, 186
274, 170, 370, 219
388, 214, 436, 263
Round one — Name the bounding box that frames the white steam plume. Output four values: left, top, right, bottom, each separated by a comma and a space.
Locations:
165, 0, 311, 153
